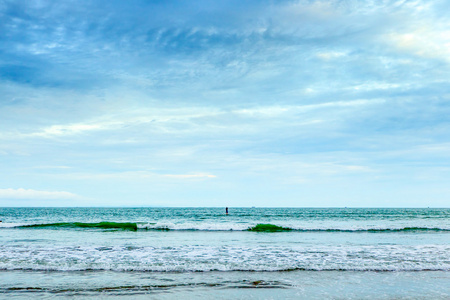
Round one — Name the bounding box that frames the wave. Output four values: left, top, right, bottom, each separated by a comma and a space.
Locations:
20, 222, 138, 231
247, 224, 292, 232
2, 267, 449, 272
1, 243, 449, 273
291, 227, 450, 233
3, 222, 450, 232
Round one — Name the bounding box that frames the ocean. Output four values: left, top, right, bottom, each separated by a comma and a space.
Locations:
1, 207, 449, 299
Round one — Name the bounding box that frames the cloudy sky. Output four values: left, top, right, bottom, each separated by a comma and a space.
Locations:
1, 0, 449, 207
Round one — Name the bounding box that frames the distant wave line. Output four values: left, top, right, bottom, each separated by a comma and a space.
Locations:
4, 222, 450, 232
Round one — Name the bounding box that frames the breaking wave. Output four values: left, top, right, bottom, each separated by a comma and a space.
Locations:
3, 222, 449, 232
20, 222, 138, 231
0, 244, 449, 272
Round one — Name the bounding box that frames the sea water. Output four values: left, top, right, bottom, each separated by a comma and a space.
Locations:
0, 207, 449, 299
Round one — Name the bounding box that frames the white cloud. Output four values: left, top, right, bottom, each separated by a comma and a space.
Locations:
1, 0, 449, 207
0, 188, 79, 200
316, 51, 347, 60
33, 165, 72, 169
232, 99, 385, 117
30, 123, 106, 138
163, 174, 217, 179
48, 171, 217, 181
350, 83, 403, 91
20, 106, 224, 139
386, 27, 450, 62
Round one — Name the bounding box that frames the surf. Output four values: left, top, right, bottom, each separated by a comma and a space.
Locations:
5, 222, 449, 232
20, 222, 138, 231
247, 224, 293, 232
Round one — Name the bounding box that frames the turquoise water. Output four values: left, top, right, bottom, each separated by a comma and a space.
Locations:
1, 207, 449, 298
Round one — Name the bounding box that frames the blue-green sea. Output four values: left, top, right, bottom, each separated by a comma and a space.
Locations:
1, 207, 449, 299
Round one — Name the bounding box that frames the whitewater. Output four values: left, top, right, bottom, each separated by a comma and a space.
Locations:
1, 207, 449, 299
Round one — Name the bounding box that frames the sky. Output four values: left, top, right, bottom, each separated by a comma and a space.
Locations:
0, 0, 449, 207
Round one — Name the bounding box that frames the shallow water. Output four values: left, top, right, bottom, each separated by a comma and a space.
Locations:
1, 207, 449, 298
1, 270, 450, 299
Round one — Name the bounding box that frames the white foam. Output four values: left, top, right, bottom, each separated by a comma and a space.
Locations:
0, 222, 29, 228
138, 221, 250, 231
1, 220, 449, 232
1, 244, 449, 272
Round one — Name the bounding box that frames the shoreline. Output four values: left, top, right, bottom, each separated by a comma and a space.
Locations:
2, 270, 450, 299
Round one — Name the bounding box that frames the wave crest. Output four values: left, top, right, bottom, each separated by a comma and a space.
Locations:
21, 222, 138, 231
2, 222, 449, 232
247, 224, 292, 232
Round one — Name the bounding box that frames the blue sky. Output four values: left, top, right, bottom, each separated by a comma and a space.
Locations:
1, 0, 449, 207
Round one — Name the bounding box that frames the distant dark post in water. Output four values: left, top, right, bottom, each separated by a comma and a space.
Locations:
226, 207, 228, 215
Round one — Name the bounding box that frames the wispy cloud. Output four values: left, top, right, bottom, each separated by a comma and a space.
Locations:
47, 171, 217, 181
2, 98, 384, 141
0, 0, 449, 207
163, 174, 217, 179
385, 27, 450, 62
30, 123, 104, 138
0, 188, 80, 200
